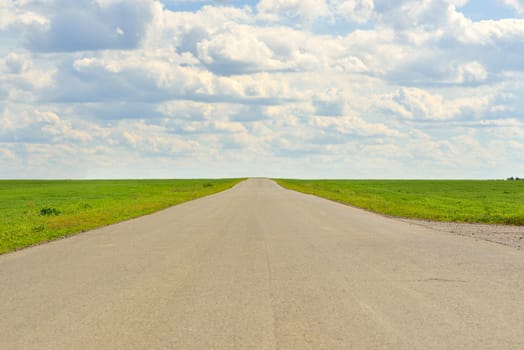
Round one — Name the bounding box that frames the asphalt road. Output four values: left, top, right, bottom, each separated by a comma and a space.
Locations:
1, 179, 524, 349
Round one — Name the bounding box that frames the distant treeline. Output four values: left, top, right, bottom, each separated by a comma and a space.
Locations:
507, 177, 524, 181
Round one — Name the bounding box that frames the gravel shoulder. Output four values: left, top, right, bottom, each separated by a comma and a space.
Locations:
400, 218, 524, 249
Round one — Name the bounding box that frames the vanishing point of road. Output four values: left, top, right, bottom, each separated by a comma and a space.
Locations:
1, 179, 523, 349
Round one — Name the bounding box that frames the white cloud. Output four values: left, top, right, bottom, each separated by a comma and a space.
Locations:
312, 115, 400, 137
0, 1, 49, 30
501, 0, 524, 13
331, 0, 375, 23
0, 53, 55, 103
0, 147, 15, 160
196, 23, 284, 73
3, 52, 31, 74
257, 0, 330, 24
0, 106, 92, 144
453, 61, 488, 83
21, 0, 155, 52
118, 120, 199, 155
379, 87, 490, 120
452, 17, 524, 45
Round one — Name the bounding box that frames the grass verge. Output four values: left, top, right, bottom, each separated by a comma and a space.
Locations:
275, 179, 524, 226
0, 179, 243, 254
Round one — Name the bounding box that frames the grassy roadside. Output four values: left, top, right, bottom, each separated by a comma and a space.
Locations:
0, 179, 243, 254
275, 179, 524, 226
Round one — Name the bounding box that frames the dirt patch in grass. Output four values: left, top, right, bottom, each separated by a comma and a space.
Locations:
400, 218, 524, 249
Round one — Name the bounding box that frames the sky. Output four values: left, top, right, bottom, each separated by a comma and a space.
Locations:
1, 0, 524, 179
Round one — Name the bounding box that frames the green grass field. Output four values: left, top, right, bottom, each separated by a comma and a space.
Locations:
276, 179, 524, 226
0, 179, 242, 254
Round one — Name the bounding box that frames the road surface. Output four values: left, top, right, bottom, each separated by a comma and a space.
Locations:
1, 179, 523, 349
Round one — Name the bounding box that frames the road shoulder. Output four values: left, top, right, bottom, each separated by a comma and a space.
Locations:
399, 218, 524, 249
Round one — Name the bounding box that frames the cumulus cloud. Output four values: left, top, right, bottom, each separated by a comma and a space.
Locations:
331, 0, 375, 23
501, 0, 524, 13
257, 0, 330, 24
48, 50, 297, 105
24, 0, 155, 52
0, 52, 55, 104
0, 1, 49, 31
0, 107, 91, 143
378, 87, 493, 121
312, 115, 400, 137
311, 88, 346, 116
196, 23, 283, 74
3, 52, 32, 74
389, 58, 489, 85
